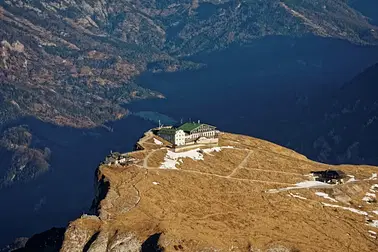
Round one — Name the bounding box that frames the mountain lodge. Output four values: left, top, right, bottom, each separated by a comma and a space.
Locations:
157, 122, 219, 147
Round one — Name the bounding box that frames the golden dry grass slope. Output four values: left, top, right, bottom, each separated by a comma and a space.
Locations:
61, 133, 378, 252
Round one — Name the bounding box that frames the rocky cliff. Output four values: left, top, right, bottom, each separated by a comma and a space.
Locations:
54, 132, 378, 251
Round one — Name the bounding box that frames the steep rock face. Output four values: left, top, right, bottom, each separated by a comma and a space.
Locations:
1, 0, 378, 127
292, 63, 378, 165
321, 63, 378, 164
349, 0, 378, 25
89, 167, 110, 216
9, 228, 65, 252
59, 133, 378, 251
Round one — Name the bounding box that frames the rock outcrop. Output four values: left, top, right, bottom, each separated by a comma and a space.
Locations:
11, 228, 66, 252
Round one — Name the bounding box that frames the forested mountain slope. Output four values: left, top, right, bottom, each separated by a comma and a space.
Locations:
1, 0, 377, 128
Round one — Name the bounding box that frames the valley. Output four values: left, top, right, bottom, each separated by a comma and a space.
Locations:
2, 35, 378, 248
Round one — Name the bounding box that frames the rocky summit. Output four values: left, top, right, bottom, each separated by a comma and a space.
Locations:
58, 132, 378, 251
1, 0, 378, 127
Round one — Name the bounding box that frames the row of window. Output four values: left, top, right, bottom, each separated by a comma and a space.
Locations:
189, 131, 215, 138
193, 127, 215, 133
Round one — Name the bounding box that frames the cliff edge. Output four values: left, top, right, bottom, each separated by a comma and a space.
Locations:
61, 133, 378, 251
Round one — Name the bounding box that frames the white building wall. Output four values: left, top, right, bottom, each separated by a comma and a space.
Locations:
174, 130, 186, 146
159, 126, 219, 146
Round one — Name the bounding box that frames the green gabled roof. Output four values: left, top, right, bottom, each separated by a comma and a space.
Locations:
158, 128, 176, 134
177, 122, 203, 132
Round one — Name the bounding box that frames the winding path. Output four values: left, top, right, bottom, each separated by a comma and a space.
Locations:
136, 144, 302, 187
140, 164, 292, 186
226, 150, 253, 178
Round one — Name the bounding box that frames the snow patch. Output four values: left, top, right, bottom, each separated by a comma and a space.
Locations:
368, 230, 377, 238
153, 138, 163, 145
203, 146, 234, 156
160, 149, 204, 169
288, 193, 307, 200
202, 147, 221, 154
371, 184, 378, 192
204, 146, 234, 153
315, 192, 337, 202
367, 220, 378, 228
366, 173, 378, 181
160, 146, 234, 169
346, 175, 357, 183
322, 203, 368, 216
362, 196, 376, 203
267, 181, 333, 193
363, 185, 377, 203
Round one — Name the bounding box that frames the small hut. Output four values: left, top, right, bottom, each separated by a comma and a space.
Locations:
310, 170, 347, 184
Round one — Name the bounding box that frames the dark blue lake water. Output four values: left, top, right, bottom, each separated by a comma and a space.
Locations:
132, 36, 378, 145
1, 36, 378, 246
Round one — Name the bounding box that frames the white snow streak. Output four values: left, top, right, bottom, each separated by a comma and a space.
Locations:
362, 184, 377, 203
363, 193, 376, 203
346, 175, 357, 183
315, 192, 337, 202
153, 138, 163, 145
366, 173, 378, 181
368, 230, 377, 238
368, 230, 377, 235
202, 147, 221, 154
322, 203, 368, 216
288, 193, 307, 200
202, 146, 234, 155
267, 181, 333, 193
370, 184, 378, 192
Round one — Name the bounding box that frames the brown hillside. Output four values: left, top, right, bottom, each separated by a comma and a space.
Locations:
61, 133, 378, 252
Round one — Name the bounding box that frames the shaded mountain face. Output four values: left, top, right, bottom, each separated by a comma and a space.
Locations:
0, 125, 50, 188
10, 228, 65, 252
291, 63, 378, 165
1, 0, 378, 128
349, 0, 378, 25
